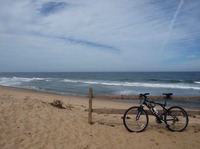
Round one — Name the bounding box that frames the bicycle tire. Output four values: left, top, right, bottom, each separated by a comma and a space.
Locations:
123, 106, 149, 132
165, 106, 189, 132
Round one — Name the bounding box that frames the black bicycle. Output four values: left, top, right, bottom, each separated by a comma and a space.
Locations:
123, 93, 189, 132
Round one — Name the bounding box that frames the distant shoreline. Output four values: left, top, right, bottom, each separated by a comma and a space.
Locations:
1, 85, 199, 110
1, 85, 200, 99
0, 85, 87, 99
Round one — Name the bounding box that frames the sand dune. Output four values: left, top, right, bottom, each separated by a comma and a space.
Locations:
0, 86, 199, 149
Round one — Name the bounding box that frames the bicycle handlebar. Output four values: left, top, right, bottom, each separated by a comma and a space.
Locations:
139, 93, 150, 98
139, 93, 173, 99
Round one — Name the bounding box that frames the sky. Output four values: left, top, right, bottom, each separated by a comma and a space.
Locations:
0, 0, 200, 72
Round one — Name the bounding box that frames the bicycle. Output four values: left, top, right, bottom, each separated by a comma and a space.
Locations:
123, 93, 189, 132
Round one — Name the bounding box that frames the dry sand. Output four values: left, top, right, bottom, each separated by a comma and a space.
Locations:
0, 86, 200, 149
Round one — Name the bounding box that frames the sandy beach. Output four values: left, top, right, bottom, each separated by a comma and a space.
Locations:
0, 86, 200, 149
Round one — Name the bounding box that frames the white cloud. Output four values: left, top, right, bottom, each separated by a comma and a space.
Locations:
0, 0, 200, 72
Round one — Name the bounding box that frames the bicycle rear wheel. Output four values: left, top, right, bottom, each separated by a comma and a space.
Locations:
123, 106, 149, 132
165, 106, 189, 132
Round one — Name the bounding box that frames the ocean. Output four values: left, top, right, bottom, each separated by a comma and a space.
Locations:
0, 72, 199, 109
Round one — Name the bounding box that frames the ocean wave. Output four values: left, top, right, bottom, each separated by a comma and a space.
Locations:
0, 77, 48, 86
13, 77, 46, 81
61, 79, 200, 90
147, 78, 195, 84
62, 79, 80, 83
2, 77, 198, 91
129, 82, 200, 90
147, 78, 184, 83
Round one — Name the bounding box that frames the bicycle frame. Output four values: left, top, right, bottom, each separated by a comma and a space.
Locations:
140, 97, 168, 124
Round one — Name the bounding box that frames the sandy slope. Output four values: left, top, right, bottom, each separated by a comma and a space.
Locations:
0, 86, 200, 149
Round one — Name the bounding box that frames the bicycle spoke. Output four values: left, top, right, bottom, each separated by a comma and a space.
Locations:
123, 107, 148, 132
165, 106, 188, 132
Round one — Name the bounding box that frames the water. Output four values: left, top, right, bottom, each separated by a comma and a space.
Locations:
0, 72, 200, 97
0, 72, 199, 109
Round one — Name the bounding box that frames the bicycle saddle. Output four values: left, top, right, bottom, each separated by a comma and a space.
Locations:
163, 93, 173, 96
163, 93, 173, 98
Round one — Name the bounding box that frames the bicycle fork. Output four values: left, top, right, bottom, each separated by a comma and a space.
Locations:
136, 106, 144, 121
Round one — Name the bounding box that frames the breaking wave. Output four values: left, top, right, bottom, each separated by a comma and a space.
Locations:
62, 79, 200, 90
0, 77, 47, 86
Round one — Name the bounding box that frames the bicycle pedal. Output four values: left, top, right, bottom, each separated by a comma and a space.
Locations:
155, 118, 162, 124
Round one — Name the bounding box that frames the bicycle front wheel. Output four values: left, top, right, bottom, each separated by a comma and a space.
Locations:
165, 106, 189, 132
123, 106, 149, 132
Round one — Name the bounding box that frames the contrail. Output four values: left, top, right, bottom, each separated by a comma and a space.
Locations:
161, 0, 184, 51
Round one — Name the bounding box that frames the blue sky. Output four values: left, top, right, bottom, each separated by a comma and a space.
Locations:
0, 0, 200, 72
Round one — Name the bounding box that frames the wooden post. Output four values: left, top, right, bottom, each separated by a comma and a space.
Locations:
88, 88, 93, 124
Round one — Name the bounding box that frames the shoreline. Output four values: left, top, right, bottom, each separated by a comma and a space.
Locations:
0, 85, 199, 109
0, 85, 136, 109
0, 85, 87, 98
1, 85, 200, 99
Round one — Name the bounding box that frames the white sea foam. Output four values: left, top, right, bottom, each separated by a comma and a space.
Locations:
0, 77, 21, 86
194, 81, 200, 84
117, 90, 141, 95
62, 79, 80, 83
61, 79, 200, 90
0, 77, 47, 86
